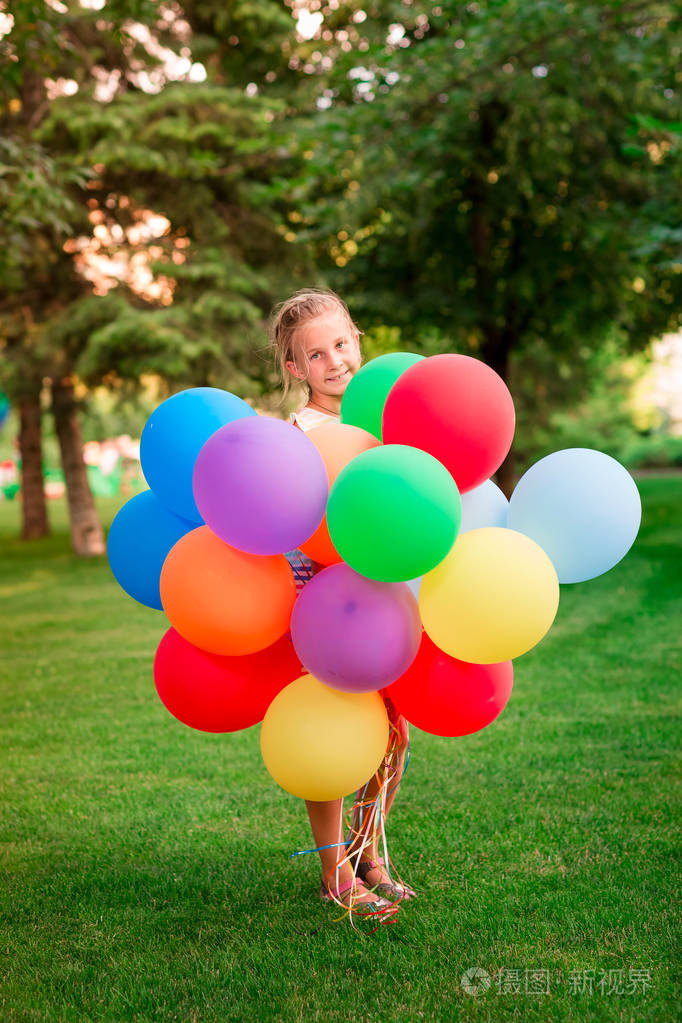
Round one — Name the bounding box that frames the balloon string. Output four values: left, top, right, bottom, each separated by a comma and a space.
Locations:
289, 716, 408, 930
289, 840, 346, 859
344, 718, 408, 928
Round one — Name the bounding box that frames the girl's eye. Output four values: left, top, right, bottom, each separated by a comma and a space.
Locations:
337, 340, 346, 348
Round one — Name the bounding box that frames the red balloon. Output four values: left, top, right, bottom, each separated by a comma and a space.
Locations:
384, 633, 513, 737
381, 354, 515, 493
154, 628, 302, 733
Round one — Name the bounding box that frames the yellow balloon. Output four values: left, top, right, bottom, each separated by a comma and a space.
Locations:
420, 527, 559, 663
260, 674, 389, 800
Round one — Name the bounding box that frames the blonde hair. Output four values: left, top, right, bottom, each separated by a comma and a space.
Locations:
269, 287, 360, 399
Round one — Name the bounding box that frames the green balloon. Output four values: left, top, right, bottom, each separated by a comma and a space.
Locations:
340, 352, 424, 440
327, 445, 461, 582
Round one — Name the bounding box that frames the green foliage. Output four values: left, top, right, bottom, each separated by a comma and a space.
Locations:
0, 0, 162, 100
0, 137, 90, 292
179, 0, 298, 93
507, 330, 682, 473
359, 323, 410, 361
0, 1, 315, 409
290, 0, 682, 377
510, 333, 633, 463
76, 297, 267, 397
78, 384, 159, 443
2, 0, 680, 436
619, 432, 682, 469
0, 408, 19, 462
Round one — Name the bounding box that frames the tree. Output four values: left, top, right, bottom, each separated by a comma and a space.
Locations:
1, 5, 100, 544
288, 0, 682, 486
1, 2, 167, 549
0, 0, 309, 547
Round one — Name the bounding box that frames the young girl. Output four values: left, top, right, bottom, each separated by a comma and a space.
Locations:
270, 287, 416, 919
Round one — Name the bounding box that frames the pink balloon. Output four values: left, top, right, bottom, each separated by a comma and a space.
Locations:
290, 563, 422, 692
384, 633, 513, 736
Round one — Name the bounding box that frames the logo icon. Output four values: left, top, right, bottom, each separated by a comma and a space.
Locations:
461, 966, 491, 996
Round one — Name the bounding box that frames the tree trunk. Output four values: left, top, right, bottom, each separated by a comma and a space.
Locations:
18, 394, 50, 539
481, 330, 517, 498
468, 103, 518, 498
494, 443, 516, 499
52, 378, 105, 557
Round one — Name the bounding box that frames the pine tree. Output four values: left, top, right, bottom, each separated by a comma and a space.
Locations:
0, 1, 308, 548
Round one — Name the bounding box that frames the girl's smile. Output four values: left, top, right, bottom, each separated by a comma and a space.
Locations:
326, 368, 350, 383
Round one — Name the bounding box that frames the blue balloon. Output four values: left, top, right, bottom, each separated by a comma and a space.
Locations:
140, 387, 256, 522
460, 479, 509, 534
107, 490, 196, 609
0, 392, 10, 433
507, 448, 641, 584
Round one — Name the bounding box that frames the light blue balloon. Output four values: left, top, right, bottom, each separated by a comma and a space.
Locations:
460, 479, 509, 534
507, 448, 641, 584
107, 490, 197, 609
405, 576, 423, 601
140, 387, 256, 522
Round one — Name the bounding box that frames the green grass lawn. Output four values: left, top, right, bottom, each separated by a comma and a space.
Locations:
1, 481, 680, 1022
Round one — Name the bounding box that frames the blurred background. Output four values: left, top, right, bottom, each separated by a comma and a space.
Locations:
1, 0, 680, 555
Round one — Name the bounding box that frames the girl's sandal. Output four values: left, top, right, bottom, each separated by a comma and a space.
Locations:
319, 877, 398, 919
355, 858, 417, 901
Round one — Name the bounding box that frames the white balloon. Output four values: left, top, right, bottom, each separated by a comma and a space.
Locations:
507, 448, 641, 583
460, 479, 509, 534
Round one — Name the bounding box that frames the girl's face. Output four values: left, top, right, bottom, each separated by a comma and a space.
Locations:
286, 307, 361, 403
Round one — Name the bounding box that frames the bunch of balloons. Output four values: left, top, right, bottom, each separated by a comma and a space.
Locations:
108, 355, 641, 802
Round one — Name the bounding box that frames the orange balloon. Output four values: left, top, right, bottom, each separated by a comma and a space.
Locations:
160, 526, 296, 655
300, 422, 381, 565
299, 509, 339, 565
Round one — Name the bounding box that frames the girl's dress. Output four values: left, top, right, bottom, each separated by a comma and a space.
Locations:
289, 406, 337, 432
286, 405, 338, 590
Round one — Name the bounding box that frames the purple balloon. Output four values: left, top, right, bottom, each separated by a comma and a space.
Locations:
290, 564, 422, 693
193, 416, 328, 555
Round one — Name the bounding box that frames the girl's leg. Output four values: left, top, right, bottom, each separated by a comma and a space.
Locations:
305, 798, 394, 908
305, 798, 351, 886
